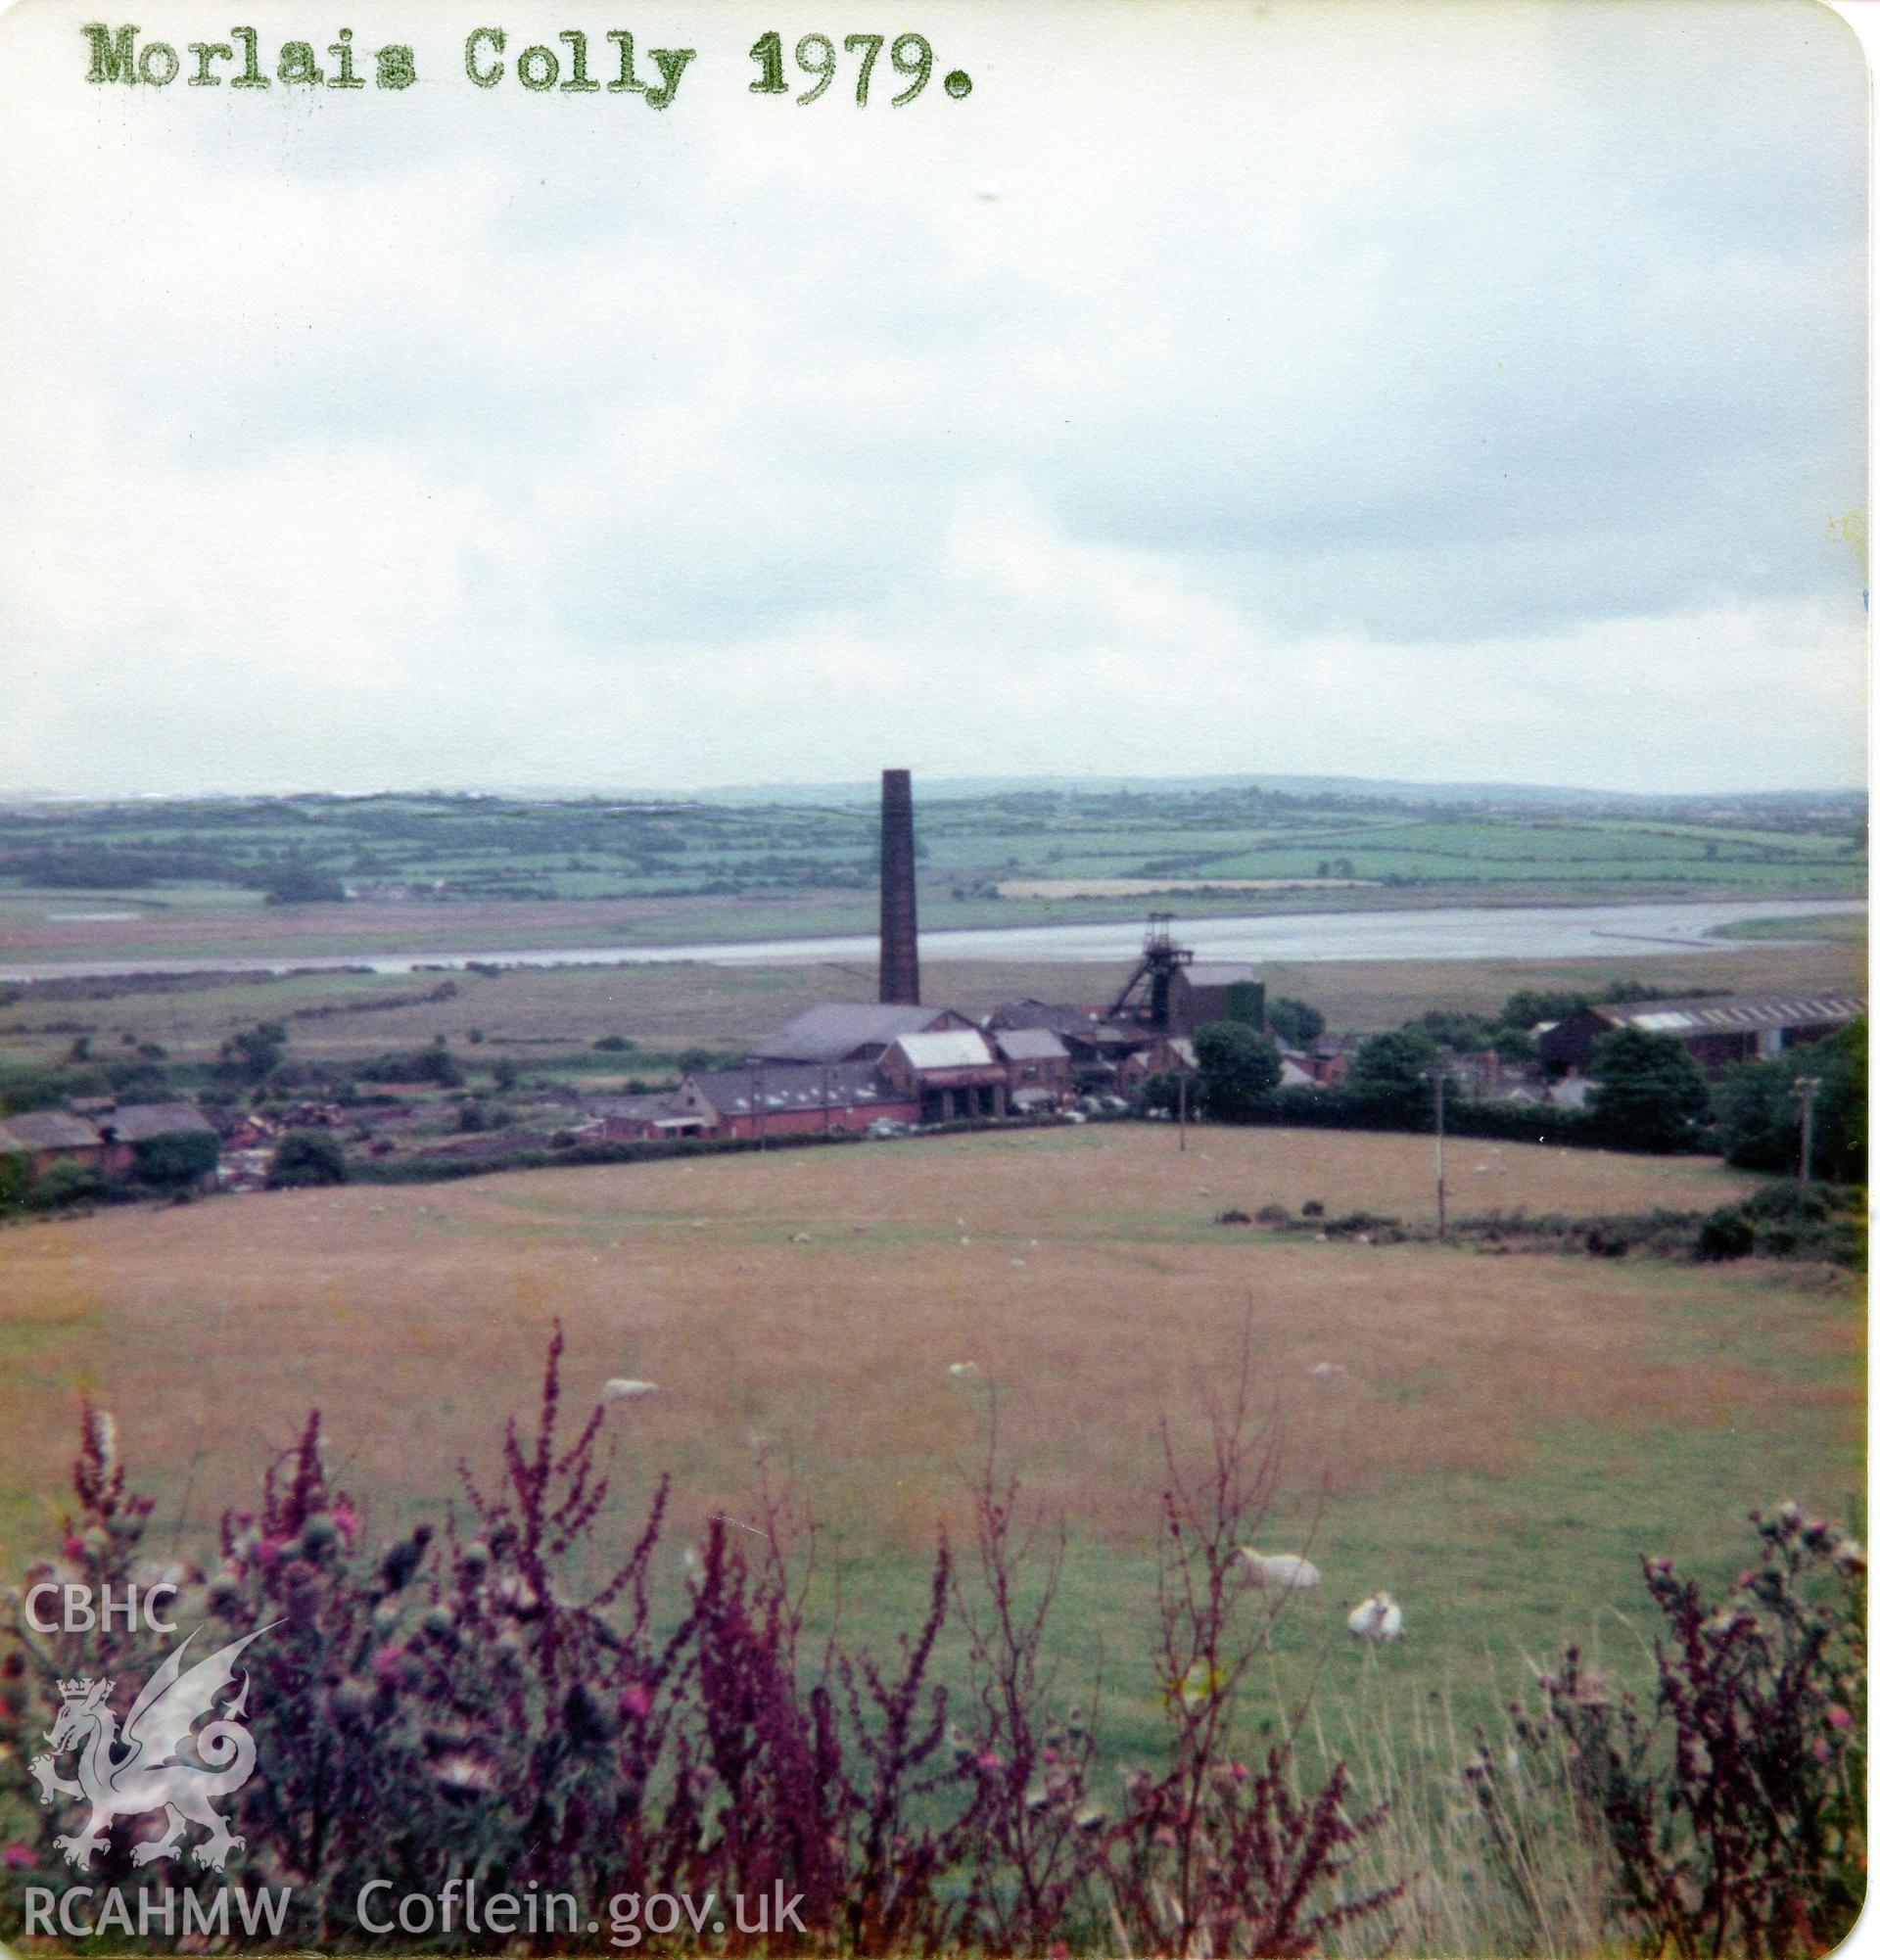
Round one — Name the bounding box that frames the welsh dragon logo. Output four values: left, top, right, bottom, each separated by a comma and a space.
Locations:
28, 1622, 278, 1871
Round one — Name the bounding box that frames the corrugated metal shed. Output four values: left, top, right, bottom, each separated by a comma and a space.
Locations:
1594, 992, 1864, 1036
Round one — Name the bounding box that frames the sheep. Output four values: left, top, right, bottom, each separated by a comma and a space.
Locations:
602, 1378, 658, 1404
1347, 1591, 1404, 1640
1238, 1549, 1322, 1591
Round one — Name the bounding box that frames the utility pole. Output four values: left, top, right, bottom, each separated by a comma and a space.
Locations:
1177, 1068, 1188, 1152
1794, 1075, 1820, 1185
1433, 1067, 1447, 1242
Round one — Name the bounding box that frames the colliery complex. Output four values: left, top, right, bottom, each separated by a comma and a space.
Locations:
590, 774, 1234, 1142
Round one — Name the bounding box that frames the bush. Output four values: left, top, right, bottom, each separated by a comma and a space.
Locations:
267, 1130, 348, 1188
25, 1157, 106, 1211
592, 1034, 637, 1053
0, 1147, 32, 1210
354, 1041, 464, 1089
0, 1334, 1403, 1956
130, 1128, 219, 1190
1472, 1506, 1865, 1958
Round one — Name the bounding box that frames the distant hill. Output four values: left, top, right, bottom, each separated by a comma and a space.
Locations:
667, 774, 1866, 815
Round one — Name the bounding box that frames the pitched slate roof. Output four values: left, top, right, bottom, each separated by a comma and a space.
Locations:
0, 1110, 102, 1150
101, 1102, 216, 1143
989, 1000, 1097, 1035
750, 1003, 956, 1063
992, 1028, 1070, 1063
692, 1061, 897, 1114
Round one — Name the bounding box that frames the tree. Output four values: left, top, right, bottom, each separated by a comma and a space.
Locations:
1265, 997, 1324, 1048
1346, 1029, 1438, 1118
1716, 1019, 1866, 1183
1588, 1027, 1711, 1152
491, 1057, 521, 1093
1133, 1069, 1185, 1116
1193, 1021, 1281, 1121
262, 863, 347, 905
1812, 1017, 1867, 1183
267, 1130, 348, 1188
1497, 988, 1589, 1033
131, 1129, 219, 1189
218, 1020, 289, 1085
1404, 1008, 1495, 1053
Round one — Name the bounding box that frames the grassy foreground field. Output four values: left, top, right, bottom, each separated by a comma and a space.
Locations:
2, 1126, 1857, 1758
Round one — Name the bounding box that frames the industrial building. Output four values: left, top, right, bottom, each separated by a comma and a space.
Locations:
595, 1061, 917, 1142
1538, 991, 1865, 1076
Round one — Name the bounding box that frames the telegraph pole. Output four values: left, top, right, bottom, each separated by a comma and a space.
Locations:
1177, 1068, 1188, 1152
1433, 1067, 1447, 1242
1794, 1075, 1820, 1186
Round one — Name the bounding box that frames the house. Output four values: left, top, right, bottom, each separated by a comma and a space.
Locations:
1292, 1038, 1351, 1089
880, 1030, 1009, 1122
1537, 992, 1865, 1077
990, 1028, 1073, 1101
593, 1081, 718, 1143
1436, 1053, 1549, 1104
749, 1003, 975, 1065
1115, 1037, 1197, 1091
93, 1102, 219, 1176
0, 1109, 106, 1177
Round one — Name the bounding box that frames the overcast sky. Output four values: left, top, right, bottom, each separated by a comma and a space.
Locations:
1, 0, 1867, 797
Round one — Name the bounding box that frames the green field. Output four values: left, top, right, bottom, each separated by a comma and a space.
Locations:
0, 784, 1864, 958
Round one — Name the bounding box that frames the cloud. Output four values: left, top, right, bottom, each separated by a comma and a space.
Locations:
0, 0, 1865, 795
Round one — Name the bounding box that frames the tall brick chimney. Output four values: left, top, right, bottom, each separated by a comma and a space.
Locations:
878, 768, 920, 1005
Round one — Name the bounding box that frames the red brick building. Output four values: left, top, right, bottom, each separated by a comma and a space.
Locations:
597, 1063, 917, 1142
990, 1028, 1072, 1103
880, 1030, 1009, 1122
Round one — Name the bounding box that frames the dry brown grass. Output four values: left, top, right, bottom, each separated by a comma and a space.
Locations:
0, 1126, 1853, 1579
4, 936, 1858, 1064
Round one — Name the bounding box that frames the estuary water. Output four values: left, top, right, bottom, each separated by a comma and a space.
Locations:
0, 898, 1863, 984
